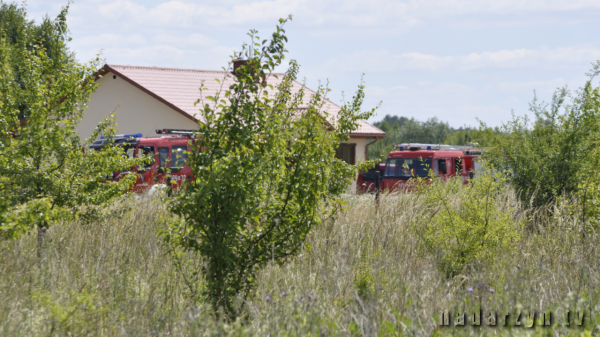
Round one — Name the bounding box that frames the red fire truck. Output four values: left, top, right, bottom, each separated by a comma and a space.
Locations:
89, 129, 194, 193
381, 143, 481, 192
356, 163, 385, 194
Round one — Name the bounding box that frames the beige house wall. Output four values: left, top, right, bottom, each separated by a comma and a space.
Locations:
78, 71, 197, 141
343, 137, 369, 193
352, 138, 368, 163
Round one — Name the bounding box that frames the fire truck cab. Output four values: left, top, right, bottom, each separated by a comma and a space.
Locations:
356, 163, 385, 194
89, 129, 194, 193
381, 143, 481, 192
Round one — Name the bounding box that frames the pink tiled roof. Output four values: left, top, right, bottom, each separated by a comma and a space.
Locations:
99, 64, 385, 138
354, 120, 388, 136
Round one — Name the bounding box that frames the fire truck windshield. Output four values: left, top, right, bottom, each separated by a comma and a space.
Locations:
122, 146, 136, 171
384, 157, 432, 179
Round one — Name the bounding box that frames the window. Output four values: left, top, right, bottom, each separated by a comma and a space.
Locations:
125, 147, 135, 159
335, 143, 356, 165
438, 159, 447, 175
362, 167, 381, 182
121, 146, 136, 171
384, 157, 432, 179
172, 145, 187, 169
137, 146, 155, 171
158, 147, 169, 172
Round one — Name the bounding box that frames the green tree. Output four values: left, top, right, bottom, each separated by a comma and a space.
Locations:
0, 3, 140, 242
378, 120, 391, 133
373, 114, 408, 130
444, 124, 497, 146
162, 17, 377, 314
0, 1, 72, 120
484, 62, 600, 211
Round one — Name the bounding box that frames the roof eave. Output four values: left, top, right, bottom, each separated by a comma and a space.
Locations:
349, 133, 386, 139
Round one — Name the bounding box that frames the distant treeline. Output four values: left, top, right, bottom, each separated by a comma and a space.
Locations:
368, 115, 496, 161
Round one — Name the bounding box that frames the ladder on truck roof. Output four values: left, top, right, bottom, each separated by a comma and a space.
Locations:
155, 129, 196, 136
394, 143, 482, 155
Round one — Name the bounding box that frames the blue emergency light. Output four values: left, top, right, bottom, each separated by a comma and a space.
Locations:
100, 133, 142, 139
120, 133, 142, 138
427, 146, 431, 150
399, 146, 404, 151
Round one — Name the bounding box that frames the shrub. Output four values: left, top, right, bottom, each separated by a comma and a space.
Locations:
414, 165, 522, 278
443, 124, 498, 146
162, 18, 377, 315
483, 61, 600, 212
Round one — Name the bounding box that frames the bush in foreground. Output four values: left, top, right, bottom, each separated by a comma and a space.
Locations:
414, 167, 522, 278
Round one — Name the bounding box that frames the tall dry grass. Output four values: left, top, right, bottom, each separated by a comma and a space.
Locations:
1, 189, 599, 336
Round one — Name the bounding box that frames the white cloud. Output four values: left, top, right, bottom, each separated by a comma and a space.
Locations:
495, 78, 570, 94
366, 85, 410, 96
69, 0, 305, 30
398, 0, 600, 17
72, 42, 234, 70
361, 74, 594, 127
72, 34, 147, 49
364, 81, 515, 126
462, 48, 600, 70
152, 33, 218, 48
63, 0, 600, 32
321, 47, 600, 73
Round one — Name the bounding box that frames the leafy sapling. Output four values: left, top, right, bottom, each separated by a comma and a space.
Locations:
162, 17, 378, 315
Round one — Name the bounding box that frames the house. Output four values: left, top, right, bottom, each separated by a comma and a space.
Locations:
79, 64, 385, 189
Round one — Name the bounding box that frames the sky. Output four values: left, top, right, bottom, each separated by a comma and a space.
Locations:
24, 0, 600, 127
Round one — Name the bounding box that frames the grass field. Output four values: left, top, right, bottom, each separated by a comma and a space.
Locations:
1, 188, 599, 336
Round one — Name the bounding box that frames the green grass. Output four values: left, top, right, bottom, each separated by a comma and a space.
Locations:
1, 189, 599, 336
